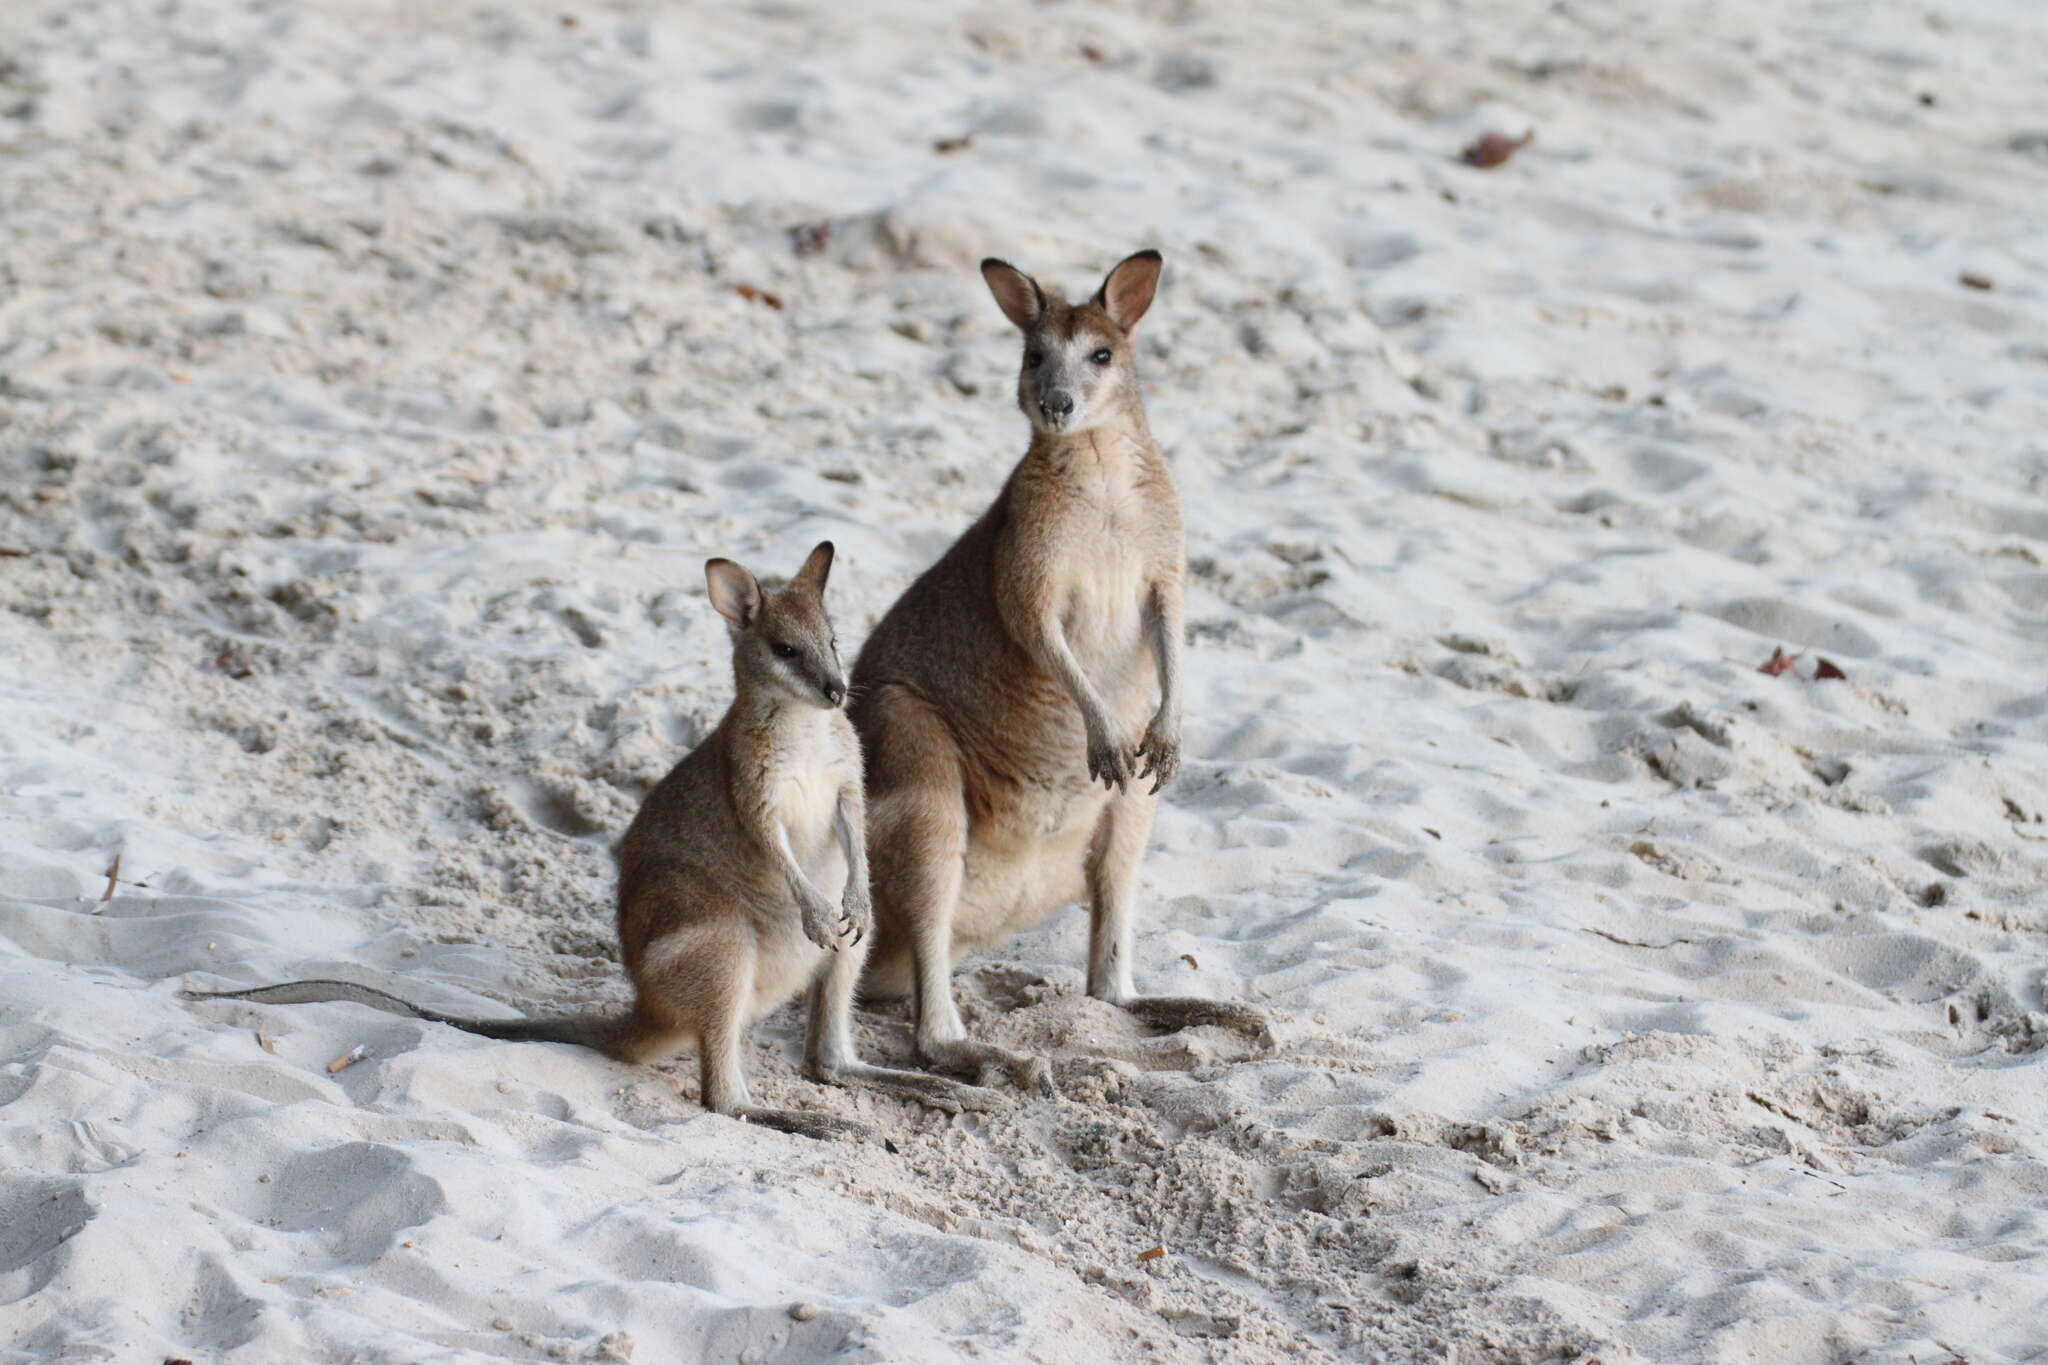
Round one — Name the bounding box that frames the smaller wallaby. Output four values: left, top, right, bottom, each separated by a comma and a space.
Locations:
185, 543, 995, 1139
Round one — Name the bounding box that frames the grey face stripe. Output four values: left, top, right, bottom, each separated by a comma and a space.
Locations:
780, 648, 843, 701
1029, 331, 1117, 429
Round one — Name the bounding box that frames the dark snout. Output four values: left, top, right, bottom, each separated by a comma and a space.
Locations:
811, 661, 847, 708
1038, 389, 1074, 426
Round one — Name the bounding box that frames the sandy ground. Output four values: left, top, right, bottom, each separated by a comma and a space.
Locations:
3, 1, 2048, 1361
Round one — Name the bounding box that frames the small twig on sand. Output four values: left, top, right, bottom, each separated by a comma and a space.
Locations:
100, 855, 120, 904
1795, 1167, 1847, 1195
1583, 927, 1697, 949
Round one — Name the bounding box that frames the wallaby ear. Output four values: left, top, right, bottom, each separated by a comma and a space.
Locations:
704, 558, 762, 628
794, 540, 835, 594
1093, 249, 1162, 332
980, 257, 1044, 332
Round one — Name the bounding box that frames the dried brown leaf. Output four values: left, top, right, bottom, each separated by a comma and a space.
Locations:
206, 644, 256, 679
788, 222, 832, 256
1461, 129, 1534, 168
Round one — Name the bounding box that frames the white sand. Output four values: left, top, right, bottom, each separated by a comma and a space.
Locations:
4, 0, 2047, 1360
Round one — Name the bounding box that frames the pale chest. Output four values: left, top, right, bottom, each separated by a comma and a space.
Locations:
1058, 485, 1176, 667
1062, 537, 1150, 661
749, 713, 856, 861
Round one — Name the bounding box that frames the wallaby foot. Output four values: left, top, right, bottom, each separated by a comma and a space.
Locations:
918, 1037, 1057, 1098
731, 1106, 870, 1141
1122, 995, 1268, 1040
813, 1060, 1008, 1115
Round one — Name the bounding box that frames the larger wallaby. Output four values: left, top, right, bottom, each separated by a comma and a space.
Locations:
186, 544, 994, 1138
851, 250, 1264, 1091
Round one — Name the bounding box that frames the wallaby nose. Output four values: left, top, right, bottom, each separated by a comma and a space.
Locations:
1039, 391, 1074, 421
823, 680, 846, 707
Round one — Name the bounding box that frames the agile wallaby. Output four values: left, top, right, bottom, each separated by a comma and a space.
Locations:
851, 250, 1264, 1092
186, 543, 995, 1138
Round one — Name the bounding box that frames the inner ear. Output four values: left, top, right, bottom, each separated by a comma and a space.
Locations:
795, 540, 835, 594
1093, 249, 1162, 332
981, 257, 1044, 332
704, 558, 762, 628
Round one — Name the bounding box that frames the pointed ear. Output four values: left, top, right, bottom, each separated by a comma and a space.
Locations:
794, 540, 835, 594
980, 257, 1044, 332
1093, 249, 1162, 332
704, 558, 762, 628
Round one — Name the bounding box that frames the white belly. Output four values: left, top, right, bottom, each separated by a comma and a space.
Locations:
776, 768, 844, 883
748, 716, 856, 1017
1065, 546, 1152, 717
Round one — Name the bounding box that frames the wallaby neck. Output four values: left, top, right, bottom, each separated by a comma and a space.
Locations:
729, 685, 832, 737
1026, 409, 1155, 474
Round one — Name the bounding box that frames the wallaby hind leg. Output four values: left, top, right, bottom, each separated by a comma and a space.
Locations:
642, 917, 863, 1140
805, 930, 1006, 1115
1086, 791, 1267, 1040
867, 690, 1052, 1095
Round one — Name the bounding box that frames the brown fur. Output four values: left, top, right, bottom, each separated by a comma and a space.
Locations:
851, 250, 1264, 1091
187, 543, 996, 1138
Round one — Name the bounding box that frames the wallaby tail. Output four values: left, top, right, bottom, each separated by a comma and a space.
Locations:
180, 979, 616, 1050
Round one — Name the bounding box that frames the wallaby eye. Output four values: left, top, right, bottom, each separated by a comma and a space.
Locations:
1090, 348, 1113, 365
1023, 350, 1043, 369
771, 642, 798, 659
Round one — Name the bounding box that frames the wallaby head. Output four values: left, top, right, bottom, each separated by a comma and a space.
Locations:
705, 542, 847, 710
980, 249, 1162, 438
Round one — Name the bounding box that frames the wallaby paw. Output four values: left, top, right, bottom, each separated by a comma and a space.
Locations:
732, 1107, 869, 1141
985, 1053, 1057, 1099
1086, 735, 1136, 792
1123, 995, 1269, 1041
847, 1066, 1010, 1116
838, 890, 873, 948
1136, 725, 1181, 792
921, 1039, 1058, 1099
941, 1079, 1012, 1113
800, 898, 843, 951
